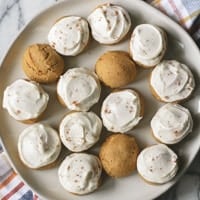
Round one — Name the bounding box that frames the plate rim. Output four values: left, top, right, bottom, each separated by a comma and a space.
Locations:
0, 0, 200, 199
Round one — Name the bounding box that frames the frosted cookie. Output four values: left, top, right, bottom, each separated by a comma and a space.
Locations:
130, 24, 167, 68
101, 89, 144, 133
23, 44, 64, 83
150, 60, 195, 102
18, 123, 61, 169
57, 67, 101, 111
2, 79, 49, 123
48, 16, 89, 56
137, 144, 178, 184
58, 153, 102, 195
95, 51, 137, 88
99, 133, 139, 177
59, 111, 102, 152
151, 104, 193, 144
88, 3, 131, 44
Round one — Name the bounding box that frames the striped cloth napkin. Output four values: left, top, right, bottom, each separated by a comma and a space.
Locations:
150, 0, 200, 46
0, 0, 200, 199
0, 147, 38, 200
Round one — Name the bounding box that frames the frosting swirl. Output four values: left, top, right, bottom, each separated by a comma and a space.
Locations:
130, 24, 166, 67
101, 89, 143, 133
137, 144, 178, 184
59, 112, 102, 152
58, 153, 102, 195
3, 79, 49, 121
18, 123, 61, 169
88, 3, 131, 44
48, 16, 89, 56
151, 103, 193, 144
57, 67, 101, 111
150, 60, 195, 102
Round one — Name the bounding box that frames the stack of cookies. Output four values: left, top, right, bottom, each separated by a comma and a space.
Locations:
2, 2, 195, 195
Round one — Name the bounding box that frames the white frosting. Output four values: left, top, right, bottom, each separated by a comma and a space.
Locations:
3, 79, 49, 121
58, 153, 102, 195
57, 68, 101, 111
151, 104, 193, 144
130, 24, 166, 67
18, 123, 61, 169
88, 3, 131, 44
137, 144, 178, 184
101, 89, 142, 133
60, 112, 102, 152
150, 60, 195, 102
48, 16, 89, 56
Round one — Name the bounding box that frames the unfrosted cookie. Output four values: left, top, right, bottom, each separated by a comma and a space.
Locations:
59, 111, 102, 152
23, 44, 64, 83
99, 133, 139, 177
95, 51, 137, 88
18, 123, 61, 169
130, 24, 167, 68
137, 144, 178, 184
58, 153, 102, 195
151, 103, 193, 144
48, 16, 89, 56
2, 79, 49, 123
57, 67, 101, 111
150, 60, 195, 103
101, 89, 144, 133
88, 3, 131, 44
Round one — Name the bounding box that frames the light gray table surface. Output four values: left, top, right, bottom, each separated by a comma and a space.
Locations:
0, 0, 199, 200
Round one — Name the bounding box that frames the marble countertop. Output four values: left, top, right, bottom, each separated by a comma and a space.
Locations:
0, 0, 199, 200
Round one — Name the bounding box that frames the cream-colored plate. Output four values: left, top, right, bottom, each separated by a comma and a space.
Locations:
0, 0, 200, 200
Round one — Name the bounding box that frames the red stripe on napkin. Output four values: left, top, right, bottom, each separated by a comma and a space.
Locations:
0, 172, 16, 189
2, 182, 24, 200
168, 0, 184, 23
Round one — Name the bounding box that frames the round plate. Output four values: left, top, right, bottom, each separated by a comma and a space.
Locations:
0, 0, 200, 200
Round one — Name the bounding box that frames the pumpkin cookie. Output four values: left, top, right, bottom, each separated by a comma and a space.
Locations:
151, 103, 193, 144
59, 111, 102, 152
99, 133, 139, 177
95, 51, 137, 88
48, 16, 90, 56
58, 153, 102, 195
57, 67, 101, 111
18, 123, 61, 169
137, 144, 178, 184
3, 79, 49, 123
129, 24, 167, 68
88, 3, 131, 44
101, 89, 144, 133
150, 60, 195, 102
22, 44, 64, 83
